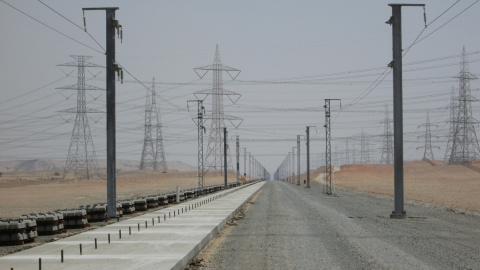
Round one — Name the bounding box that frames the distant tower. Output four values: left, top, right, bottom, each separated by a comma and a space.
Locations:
194, 45, 242, 173
444, 88, 457, 163
352, 145, 356, 164
359, 128, 370, 164
324, 98, 340, 195
140, 78, 168, 170
417, 110, 439, 160
380, 105, 394, 164
57, 55, 102, 180
446, 47, 480, 164
345, 138, 350, 165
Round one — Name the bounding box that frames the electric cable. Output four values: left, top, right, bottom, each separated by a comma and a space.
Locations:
0, 0, 104, 54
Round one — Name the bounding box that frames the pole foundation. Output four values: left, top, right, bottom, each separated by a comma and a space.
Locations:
390, 211, 407, 219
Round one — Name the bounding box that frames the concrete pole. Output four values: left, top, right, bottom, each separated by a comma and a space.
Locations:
243, 147, 247, 183
306, 126, 311, 188
391, 4, 405, 218
297, 135, 301, 185
388, 3, 424, 219
292, 147, 295, 183
105, 8, 118, 218
82, 7, 119, 218
287, 152, 291, 183
223, 127, 228, 189
249, 153, 252, 181
236, 136, 240, 184
197, 100, 204, 194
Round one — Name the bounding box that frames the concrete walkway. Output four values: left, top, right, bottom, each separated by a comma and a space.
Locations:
0, 181, 265, 270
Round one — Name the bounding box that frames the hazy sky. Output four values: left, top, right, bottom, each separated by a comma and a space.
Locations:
1, 0, 479, 176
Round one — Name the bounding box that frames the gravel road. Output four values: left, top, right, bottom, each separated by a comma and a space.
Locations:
192, 180, 480, 270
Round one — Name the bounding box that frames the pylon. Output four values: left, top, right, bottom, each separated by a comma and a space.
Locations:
380, 105, 394, 164
444, 88, 457, 163
417, 110, 439, 160
188, 99, 205, 193
324, 99, 340, 195
57, 55, 103, 180
140, 78, 168, 170
446, 47, 480, 164
360, 128, 370, 164
194, 45, 242, 173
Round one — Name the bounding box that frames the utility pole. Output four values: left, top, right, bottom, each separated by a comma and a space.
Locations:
249, 152, 252, 181
188, 100, 205, 195
224, 127, 228, 188
285, 152, 290, 182
324, 99, 340, 195
292, 147, 296, 184
387, 3, 424, 219
305, 126, 315, 188
236, 136, 240, 184
286, 152, 290, 183
83, 7, 122, 218
243, 147, 247, 183
297, 135, 301, 185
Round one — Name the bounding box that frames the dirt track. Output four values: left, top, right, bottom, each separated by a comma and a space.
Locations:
191, 181, 480, 270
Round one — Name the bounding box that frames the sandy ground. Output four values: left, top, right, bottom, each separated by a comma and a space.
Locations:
0, 170, 237, 219
317, 160, 480, 214
1, 159, 479, 219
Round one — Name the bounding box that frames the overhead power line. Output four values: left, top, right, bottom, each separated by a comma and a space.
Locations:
0, 0, 104, 54
406, 0, 480, 50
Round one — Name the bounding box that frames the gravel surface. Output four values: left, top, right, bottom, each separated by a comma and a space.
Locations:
191, 180, 480, 270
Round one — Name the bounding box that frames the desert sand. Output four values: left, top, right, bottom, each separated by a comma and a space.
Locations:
0, 170, 237, 219
1, 160, 479, 219
318, 160, 480, 214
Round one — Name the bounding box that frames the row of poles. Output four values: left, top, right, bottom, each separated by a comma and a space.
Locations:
92, 4, 419, 219
274, 4, 425, 219
188, 99, 270, 195
274, 98, 339, 195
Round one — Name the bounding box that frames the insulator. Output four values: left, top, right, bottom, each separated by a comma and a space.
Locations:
120, 28, 123, 43
83, 11, 87, 32
121, 70, 124, 84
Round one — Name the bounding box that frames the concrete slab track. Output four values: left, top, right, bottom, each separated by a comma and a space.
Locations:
0, 181, 265, 270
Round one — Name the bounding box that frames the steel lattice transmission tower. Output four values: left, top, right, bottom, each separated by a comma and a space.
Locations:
380, 105, 394, 164
57, 55, 103, 180
188, 100, 205, 192
359, 129, 369, 164
445, 47, 480, 164
140, 78, 168, 170
324, 99, 340, 195
417, 110, 439, 160
444, 88, 457, 163
194, 45, 242, 173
